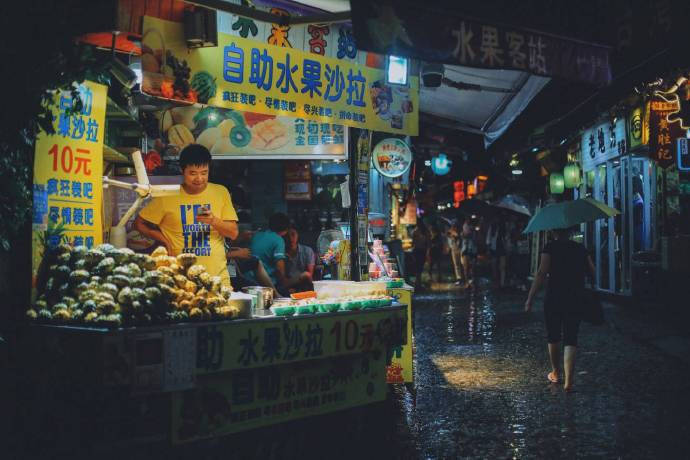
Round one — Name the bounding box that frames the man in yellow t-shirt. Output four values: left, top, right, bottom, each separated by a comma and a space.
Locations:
134, 144, 239, 287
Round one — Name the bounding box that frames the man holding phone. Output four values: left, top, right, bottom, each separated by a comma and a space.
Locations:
134, 144, 239, 287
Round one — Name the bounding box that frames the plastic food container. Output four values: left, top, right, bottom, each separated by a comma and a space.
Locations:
270, 305, 295, 316
318, 302, 341, 313
294, 304, 316, 315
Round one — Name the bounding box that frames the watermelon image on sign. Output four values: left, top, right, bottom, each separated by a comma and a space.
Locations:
191, 71, 217, 104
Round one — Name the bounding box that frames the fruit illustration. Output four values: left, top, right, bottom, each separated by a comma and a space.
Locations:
196, 127, 222, 150
158, 109, 174, 134
171, 107, 199, 131
168, 124, 195, 148
249, 118, 288, 150
217, 119, 236, 138
229, 125, 251, 148
161, 80, 174, 99
190, 71, 217, 104
210, 137, 232, 155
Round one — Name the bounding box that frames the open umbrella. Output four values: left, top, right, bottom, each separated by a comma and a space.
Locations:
456, 198, 491, 217
492, 194, 531, 216
523, 198, 620, 233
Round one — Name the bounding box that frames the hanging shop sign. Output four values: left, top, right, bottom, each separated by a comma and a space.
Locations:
172, 353, 385, 443
219, 3, 364, 65
431, 153, 452, 175
349, 1, 612, 86
284, 161, 312, 200
580, 117, 627, 171
155, 105, 348, 160
678, 138, 690, 171
372, 138, 412, 178
628, 105, 644, 150
32, 81, 107, 292
649, 96, 687, 169
142, 16, 419, 136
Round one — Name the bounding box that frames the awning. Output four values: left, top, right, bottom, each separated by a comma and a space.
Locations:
419, 65, 549, 147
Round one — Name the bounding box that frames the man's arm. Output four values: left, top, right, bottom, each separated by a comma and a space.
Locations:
274, 259, 289, 288
134, 215, 173, 255
196, 212, 239, 240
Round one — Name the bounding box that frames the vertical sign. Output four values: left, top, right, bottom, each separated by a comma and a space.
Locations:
32, 81, 107, 293
386, 286, 414, 384
649, 97, 687, 169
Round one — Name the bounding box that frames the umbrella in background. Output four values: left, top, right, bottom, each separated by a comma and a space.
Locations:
492, 194, 531, 216
456, 198, 491, 217
523, 198, 620, 233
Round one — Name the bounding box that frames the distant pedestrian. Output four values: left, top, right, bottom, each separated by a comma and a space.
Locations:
460, 218, 477, 289
525, 227, 596, 392
412, 220, 430, 291
486, 218, 510, 288
447, 221, 464, 285
428, 225, 444, 282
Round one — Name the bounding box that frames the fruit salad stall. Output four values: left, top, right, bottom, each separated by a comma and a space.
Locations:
24, 244, 406, 447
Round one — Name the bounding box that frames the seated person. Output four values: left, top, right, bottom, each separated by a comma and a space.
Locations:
246, 212, 290, 296
284, 227, 316, 293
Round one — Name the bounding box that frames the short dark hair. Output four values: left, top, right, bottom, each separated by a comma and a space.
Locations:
268, 213, 290, 233
179, 144, 211, 170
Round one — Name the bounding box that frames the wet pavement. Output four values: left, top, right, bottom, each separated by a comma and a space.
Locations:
394, 279, 690, 459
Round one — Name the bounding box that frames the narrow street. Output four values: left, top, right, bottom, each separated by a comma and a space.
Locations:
393, 281, 690, 458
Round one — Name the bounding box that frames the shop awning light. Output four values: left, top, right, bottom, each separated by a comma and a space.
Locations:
512, 169, 523, 175
531, 147, 540, 153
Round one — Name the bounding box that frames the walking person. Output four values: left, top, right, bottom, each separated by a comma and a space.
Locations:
447, 221, 464, 285
486, 218, 509, 288
460, 218, 478, 289
524, 227, 596, 392
412, 219, 430, 291
428, 225, 444, 283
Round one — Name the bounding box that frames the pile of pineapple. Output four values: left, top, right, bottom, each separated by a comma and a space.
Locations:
29, 244, 239, 328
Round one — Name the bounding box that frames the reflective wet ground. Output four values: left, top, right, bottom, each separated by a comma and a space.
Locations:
389, 280, 690, 459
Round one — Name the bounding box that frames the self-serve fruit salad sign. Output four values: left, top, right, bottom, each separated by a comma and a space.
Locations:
32, 81, 107, 286
141, 16, 419, 136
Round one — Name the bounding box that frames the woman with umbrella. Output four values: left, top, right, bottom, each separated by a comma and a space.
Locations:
524, 198, 618, 392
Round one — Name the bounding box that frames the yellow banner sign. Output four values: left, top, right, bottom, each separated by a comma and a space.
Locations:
386, 287, 414, 384
196, 307, 406, 374
172, 353, 386, 443
142, 16, 419, 136
32, 81, 107, 289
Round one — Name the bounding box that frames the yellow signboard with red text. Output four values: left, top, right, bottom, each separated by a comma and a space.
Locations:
142, 16, 418, 136
32, 81, 107, 289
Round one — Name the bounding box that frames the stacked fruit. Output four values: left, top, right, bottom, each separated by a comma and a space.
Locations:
28, 244, 239, 328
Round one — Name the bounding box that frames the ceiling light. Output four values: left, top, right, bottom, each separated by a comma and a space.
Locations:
512, 169, 523, 175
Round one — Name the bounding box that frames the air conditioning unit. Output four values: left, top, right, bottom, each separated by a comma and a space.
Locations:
184, 7, 218, 48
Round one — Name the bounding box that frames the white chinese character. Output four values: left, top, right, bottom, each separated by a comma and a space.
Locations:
506, 32, 526, 68
528, 35, 547, 74
480, 26, 504, 66
452, 21, 475, 63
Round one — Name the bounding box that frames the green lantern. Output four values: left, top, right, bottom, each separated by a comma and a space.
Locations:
549, 172, 565, 194
563, 163, 581, 188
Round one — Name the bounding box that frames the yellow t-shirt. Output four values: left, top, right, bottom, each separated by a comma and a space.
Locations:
138, 183, 238, 287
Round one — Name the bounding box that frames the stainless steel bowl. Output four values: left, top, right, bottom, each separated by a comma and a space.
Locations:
241, 286, 274, 310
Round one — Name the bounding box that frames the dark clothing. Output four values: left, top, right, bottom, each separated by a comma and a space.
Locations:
544, 302, 581, 346
541, 239, 589, 346
541, 240, 589, 301
430, 233, 443, 257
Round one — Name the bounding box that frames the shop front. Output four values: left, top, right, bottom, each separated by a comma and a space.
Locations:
26, 3, 420, 449
578, 113, 657, 295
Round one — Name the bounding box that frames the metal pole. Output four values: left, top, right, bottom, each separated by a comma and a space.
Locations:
349, 128, 360, 281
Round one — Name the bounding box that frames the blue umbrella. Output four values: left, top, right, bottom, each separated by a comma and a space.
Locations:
523, 198, 620, 233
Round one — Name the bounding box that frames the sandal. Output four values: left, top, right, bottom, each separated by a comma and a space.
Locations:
547, 372, 561, 384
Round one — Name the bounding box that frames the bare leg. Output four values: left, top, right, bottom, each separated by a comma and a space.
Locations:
564, 346, 577, 390
548, 342, 561, 381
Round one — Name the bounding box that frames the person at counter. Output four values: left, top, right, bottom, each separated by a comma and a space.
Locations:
284, 227, 316, 293
134, 144, 239, 287
246, 212, 290, 295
